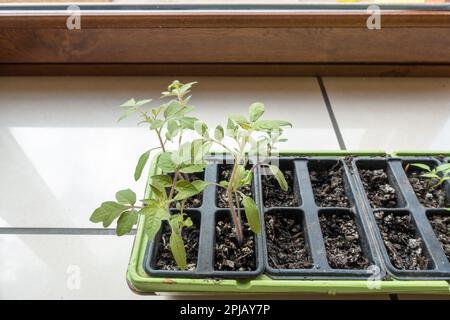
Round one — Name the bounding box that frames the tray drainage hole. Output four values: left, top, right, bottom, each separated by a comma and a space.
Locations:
236, 279, 252, 290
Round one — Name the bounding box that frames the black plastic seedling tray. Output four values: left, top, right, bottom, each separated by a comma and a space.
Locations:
143, 156, 264, 279
351, 157, 450, 280
259, 157, 385, 280
142, 154, 450, 281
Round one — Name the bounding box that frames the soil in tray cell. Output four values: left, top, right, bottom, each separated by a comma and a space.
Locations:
359, 168, 398, 208
217, 164, 253, 208
265, 211, 312, 269
170, 172, 204, 208
214, 216, 256, 271
319, 212, 369, 269
404, 168, 450, 208
262, 166, 299, 207
374, 211, 429, 270
310, 163, 350, 208
155, 222, 200, 271
428, 214, 450, 261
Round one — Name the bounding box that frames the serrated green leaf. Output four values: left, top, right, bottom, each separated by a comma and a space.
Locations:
174, 180, 199, 201
158, 152, 177, 173
163, 100, 180, 119
179, 116, 198, 130
249, 102, 265, 122
214, 125, 224, 141
141, 207, 167, 240
241, 195, 261, 234
90, 201, 128, 228
252, 120, 292, 131
151, 174, 172, 188
115, 189, 136, 206
170, 231, 187, 270
192, 180, 210, 192
180, 164, 206, 173
183, 217, 193, 227
269, 165, 288, 191
116, 210, 138, 236
410, 163, 431, 172
194, 121, 209, 138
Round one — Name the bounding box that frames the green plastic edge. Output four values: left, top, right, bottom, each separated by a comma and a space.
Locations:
392, 151, 450, 157
126, 150, 450, 295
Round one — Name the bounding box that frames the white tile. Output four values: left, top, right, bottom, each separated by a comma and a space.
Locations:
0, 234, 158, 299
0, 77, 336, 228
324, 77, 450, 152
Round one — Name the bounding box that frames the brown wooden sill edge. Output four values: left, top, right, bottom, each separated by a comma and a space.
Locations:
3, 63, 450, 77
1, 11, 450, 28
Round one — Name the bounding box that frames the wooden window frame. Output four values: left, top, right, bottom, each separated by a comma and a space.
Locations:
1, 4, 450, 76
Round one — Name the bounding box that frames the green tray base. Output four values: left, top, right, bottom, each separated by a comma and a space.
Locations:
127, 150, 450, 295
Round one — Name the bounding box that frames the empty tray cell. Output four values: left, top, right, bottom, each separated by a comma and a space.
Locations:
264, 210, 312, 269
319, 210, 369, 270
170, 171, 205, 208
403, 161, 450, 208
216, 164, 253, 208
308, 160, 350, 208
214, 211, 256, 271
261, 160, 300, 208
374, 210, 430, 270
358, 161, 399, 208
427, 211, 450, 262
152, 210, 201, 271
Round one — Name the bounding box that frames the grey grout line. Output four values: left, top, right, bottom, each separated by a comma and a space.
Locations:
0, 227, 136, 235
317, 76, 347, 151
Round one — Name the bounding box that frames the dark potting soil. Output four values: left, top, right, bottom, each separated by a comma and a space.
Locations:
265, 212, 311, 269
155, 223, 200, 271
405, 171, 450, 208
217, 165, 252, 208
319, 213, 369, 269
310, 164, 350, 208
359, 168, 398, 208
374, 211, 429, 270
170, 173, 203, 208
214, 218, 256, 271
428, 214, 450, 261
262, 169, 299, 207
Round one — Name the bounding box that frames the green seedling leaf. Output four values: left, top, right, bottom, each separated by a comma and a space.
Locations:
135, 99, 152, 107
269, 165, 288, 191
120, 98, 136, 108
149, 184, 166, 200
252, 120, 292, 131
180, 164, 207, 173
436, 163, 450, 173
194, 121, 209, 138
421, 173, 440, 179
134, 150, 151, 181
150, 119, 164, 130
90, 201, 128, 228
116, 209, 138, 236
219, 180, 229, 188
249, 102, 265, 122
192, 180, 210, 193
170, 231, 187, 270
174, 181, 200, 201
179, 116, 198, 130
151, 174, 172, 188
183, 217, 193, 227
158, 152, 177, 172
214, 125, 224, 141
164, 100, 181, 119
241, 195, 261, 234
410, 163, 431, 172
115, 189, 136, 206
141, 207, 167, 240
